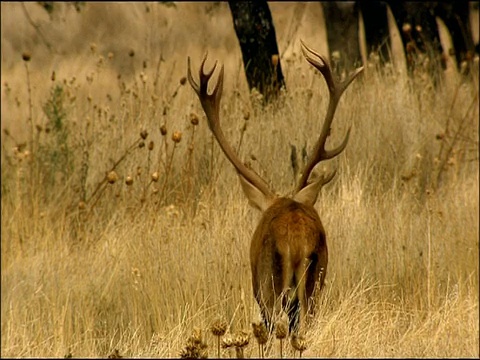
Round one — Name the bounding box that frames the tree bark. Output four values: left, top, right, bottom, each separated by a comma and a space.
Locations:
321, 2, 361, 76
359, 1, 391, 64
228, 1, 285, 103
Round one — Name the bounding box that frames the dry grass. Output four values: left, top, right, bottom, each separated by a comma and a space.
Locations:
1, 2, 479, 358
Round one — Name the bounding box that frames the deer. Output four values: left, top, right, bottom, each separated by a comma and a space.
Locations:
187, 41, 363, 335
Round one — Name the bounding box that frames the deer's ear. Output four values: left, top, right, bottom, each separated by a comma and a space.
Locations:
293, 178, 323, 206
238, 175, 272, 212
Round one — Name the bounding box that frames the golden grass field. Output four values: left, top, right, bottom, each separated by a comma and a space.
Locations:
1, 2, 479, 358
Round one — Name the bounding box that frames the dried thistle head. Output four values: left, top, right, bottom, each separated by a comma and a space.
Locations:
151, 172, 159, 182
180, 328, 208, 359
180, 76, 187, 85
22, 52, 31, 62
291, 334, 308, 353
190, 113, 199, 126
179, 344, 207, 359
148, 141, 154, 151
140, 130, 148, 140
251, 322, 268, 345
402, 23, 412, 34
125, 176, 133, 186
221, 334, 234, 349
172, 131, 182, 143
271, 54, 279, 67
107, 171, 119, 184
210, 318, 227, 337
233, 330, 250, 348
275, 320, 288, 340
160, 124, 167, 136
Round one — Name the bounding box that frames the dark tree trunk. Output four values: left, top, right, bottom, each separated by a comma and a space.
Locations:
228, 1, 285, 102
321, 2, 361, 76
359, 1, 391, 64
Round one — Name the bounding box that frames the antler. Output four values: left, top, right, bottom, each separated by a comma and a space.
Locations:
295, 40, 364, 192
187, 55, 276, 202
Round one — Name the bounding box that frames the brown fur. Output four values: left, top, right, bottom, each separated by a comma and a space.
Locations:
250, 197, 328, 333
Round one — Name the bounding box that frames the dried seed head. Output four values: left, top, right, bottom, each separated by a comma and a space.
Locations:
160, 125, 167, 136
151, 172, 159, 182
180, 76, 187, 85
148, 141, 154, 151
243, 109, 250, 121
125, 176, 133, 186
275, 320, 288, 340
107, 171, 119, 184
51, 71, 56, 81
331, 50, 341, 62
221, 335, 234, 349
139, 141, 145, 148
140, 130, 148, 140
233, 330, 250, 348
190, 113, 199, 126
402, 23, 412, 34
128, 49, 135, 57
179, 347, 206, 359
22, 52, 31, 62
210, 318, 227, 337
180, 328, 208, 358
78, 201, 86, 210
251, 322, 268, 345
271, 54, 279, 67
172, 131, 182, 143
291, 334, 308, 352
415, 25, 422, 33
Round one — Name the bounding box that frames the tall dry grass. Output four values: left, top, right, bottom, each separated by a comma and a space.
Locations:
1, 2, 479, 358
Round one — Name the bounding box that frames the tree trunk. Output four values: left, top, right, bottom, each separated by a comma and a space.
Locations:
321, 2, 361, 76
228, 1, 285, 103
359, 1, 391, 64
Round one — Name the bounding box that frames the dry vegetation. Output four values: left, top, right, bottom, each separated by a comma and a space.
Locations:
1, 2, 479, 358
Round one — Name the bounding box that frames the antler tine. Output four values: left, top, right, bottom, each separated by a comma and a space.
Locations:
188, 55, 224, 134
187, 55, 276, 201
296, 41, 364, 192
300, 40, 335, 94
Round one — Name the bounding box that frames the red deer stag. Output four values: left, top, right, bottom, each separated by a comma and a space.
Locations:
187, 41, 363, 335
